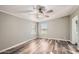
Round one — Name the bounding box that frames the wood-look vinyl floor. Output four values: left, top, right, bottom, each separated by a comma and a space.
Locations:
1, 38, 79, 54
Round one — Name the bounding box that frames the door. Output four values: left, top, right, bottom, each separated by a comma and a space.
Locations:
71, 16, 78, 44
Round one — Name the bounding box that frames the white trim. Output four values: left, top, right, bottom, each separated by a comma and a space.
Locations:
0, 37, 36, 53
40, 37, 71, 42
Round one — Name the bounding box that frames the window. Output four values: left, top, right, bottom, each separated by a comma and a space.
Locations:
40, 22, 48, 35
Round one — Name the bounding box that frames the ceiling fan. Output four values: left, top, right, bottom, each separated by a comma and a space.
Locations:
16, 5, 53, 18
34, 5, 53, 18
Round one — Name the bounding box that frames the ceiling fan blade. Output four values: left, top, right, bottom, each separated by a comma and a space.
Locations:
47, 10, 53, 13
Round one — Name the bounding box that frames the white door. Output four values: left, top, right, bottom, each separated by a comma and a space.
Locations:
72, 16, 78, 44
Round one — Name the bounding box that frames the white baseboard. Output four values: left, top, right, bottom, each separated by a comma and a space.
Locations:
40, 37, 71, 42
0, 37, 36, 53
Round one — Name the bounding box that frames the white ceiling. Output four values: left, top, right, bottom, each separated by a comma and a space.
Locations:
0, 5, 79, 22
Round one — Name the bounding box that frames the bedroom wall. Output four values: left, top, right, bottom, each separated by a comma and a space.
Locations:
0, 12, 36, 51
38, 16, 70, 40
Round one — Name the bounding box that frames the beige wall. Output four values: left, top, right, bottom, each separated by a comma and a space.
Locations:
39, 16, 70, 40
0, 12, 36, 51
